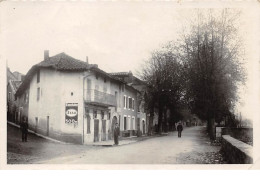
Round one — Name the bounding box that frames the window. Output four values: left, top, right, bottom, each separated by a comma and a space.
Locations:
126, 97, 128, 109
37, 88, 40, 101
123, 96, 126, 109
128, 97, 132, 110
93, 110, 97, 119
132, 99, 135, 111
86, 109, 91, 134
37, 70, 40, 83
124, 116, 127, 130
132, 117, 135, 130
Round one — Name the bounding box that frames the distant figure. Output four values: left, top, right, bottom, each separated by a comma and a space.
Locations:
20, 118, 28, 142
177, 122, 183, 138
114, 123, 120, 145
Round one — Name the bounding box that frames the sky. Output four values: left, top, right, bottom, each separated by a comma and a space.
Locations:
0, 1, 259, 121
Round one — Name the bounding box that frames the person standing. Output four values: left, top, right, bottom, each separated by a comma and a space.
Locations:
177, 122, 183, 138
114, 123, 120, 145
20, 118, 28, 142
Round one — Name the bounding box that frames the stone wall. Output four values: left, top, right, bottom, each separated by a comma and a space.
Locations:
221, 135, 253, 164
221, 127, 253, 144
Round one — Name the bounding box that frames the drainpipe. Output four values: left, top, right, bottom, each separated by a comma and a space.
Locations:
82, 71, 91, 144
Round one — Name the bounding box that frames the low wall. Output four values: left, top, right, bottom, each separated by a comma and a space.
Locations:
221, 135, 253, 164
222, 127, 253, 144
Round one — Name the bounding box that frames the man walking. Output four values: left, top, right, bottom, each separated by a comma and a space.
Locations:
177, 122, 183, 138
20, 118, 28, 142
114, 123, 120, 145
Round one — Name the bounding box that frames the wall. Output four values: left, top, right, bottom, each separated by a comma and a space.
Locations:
221, 127, 253, 145
120, 85, 138, 135
28, 68, 84, 144
221, 135, 253, 164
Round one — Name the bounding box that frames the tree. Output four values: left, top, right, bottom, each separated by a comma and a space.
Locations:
179, 9, 246, 139
140, 45, 185, 134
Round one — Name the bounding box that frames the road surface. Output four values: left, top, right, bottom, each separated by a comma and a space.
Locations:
8, 124, 225, 164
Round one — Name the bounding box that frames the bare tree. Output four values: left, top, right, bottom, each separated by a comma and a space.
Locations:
179, 9, 246, 139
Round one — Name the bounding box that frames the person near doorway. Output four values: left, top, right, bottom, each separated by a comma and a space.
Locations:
114, 123, 120, 145
20, 117, 28, 142
177, 122, 183, 138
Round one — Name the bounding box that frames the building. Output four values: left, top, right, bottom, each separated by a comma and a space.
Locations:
15, 51, 139, 144
7, 68, 24, 123
110, 71, 148, 135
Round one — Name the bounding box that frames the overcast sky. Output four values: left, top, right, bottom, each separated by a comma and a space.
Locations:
1, 1, 259, 121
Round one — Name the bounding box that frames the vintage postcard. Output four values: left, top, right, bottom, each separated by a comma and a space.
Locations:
0, 0, 259, 170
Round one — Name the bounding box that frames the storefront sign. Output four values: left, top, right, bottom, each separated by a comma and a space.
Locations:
65, 103, 78, 123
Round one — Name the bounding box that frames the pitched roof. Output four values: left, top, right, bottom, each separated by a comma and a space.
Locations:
110, 72, 130, 76
9, 80, 22, 93
15, 52, 140, 96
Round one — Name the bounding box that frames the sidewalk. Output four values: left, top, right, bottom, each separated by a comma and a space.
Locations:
8, 120, 169, 147
88, 133, 169, 146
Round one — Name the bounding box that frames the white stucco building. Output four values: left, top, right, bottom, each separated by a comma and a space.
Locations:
15, 51, 140, 144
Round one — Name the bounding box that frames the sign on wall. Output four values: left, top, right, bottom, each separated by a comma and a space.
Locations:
65, 103, 78, 124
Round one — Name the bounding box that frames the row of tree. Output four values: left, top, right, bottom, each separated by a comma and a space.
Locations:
140, 9, 246, 140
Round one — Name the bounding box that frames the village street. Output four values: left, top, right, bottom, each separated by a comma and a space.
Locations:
8, 124, 226, 164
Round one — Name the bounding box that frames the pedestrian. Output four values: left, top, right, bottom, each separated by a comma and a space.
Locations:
20, 118, 28, 142
177, 122, 183, 138
114, 122, 120, 145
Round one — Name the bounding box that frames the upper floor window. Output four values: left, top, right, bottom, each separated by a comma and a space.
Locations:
37, 88, 40, 101
129, 97, 132, 110
132, 99, 135, 111
37, 70, 40, 83
124, 96, 126, 109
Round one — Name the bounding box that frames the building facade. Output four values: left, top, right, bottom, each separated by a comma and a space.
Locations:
110, 71, 148, 135
7, 68, 24, 123
15, 51, 139, 144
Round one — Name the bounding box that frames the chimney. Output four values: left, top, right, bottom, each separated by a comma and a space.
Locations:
86, 56, 89, 64
44, 50, 49, 60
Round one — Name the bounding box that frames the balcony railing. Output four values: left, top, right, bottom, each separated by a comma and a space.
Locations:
84, 89, 117, 107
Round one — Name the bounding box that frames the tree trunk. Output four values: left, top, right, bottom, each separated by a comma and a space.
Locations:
148, 108, 154, 136
163, 108, 168, 133
209, 117, 216, 140
158, 106, 163, 134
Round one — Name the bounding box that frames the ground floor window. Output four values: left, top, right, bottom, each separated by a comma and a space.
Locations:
124, 116, 127, 130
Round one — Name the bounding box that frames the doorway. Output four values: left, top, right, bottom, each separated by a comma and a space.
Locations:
94, 119, 99, 142
102, 120, 106, 141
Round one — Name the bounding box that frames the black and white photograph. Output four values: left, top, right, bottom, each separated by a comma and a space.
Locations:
0, 0, 260, 169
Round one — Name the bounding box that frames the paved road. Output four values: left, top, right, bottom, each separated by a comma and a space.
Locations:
36, 126, 223, 164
